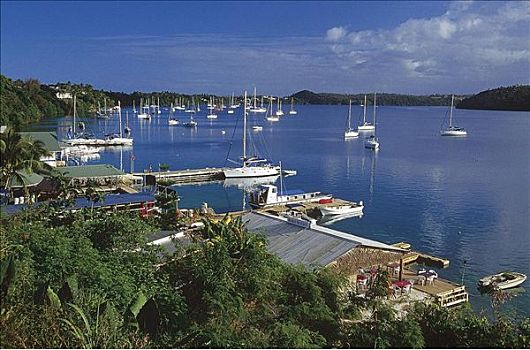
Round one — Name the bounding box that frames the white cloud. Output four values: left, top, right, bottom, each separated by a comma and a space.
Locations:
324, 1, 530, 93
326, 26, 347, 42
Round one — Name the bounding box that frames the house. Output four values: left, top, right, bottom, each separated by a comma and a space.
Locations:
19, 132, 66, 167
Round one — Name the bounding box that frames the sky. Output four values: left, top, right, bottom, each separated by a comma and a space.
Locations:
1, 1, 529, 95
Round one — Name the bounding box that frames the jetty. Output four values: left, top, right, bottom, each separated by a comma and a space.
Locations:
133, 167, 227, 185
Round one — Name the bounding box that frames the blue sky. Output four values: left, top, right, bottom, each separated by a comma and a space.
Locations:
1, 1, 529, 95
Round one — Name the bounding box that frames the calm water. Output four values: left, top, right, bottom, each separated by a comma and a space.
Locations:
33, 104, 530, 316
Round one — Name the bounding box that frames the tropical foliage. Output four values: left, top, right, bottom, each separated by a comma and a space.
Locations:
1, 206, 529, 348
0, 127, 51, 189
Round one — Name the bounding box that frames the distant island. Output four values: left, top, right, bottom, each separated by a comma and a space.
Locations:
1, 73, 528, 127
290, 90, 465, 106
457, 85, 530, 111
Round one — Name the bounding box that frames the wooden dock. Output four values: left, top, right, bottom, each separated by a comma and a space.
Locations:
400, 269, 468, 307
392, 242, 450, 268
133, 167, 227, 184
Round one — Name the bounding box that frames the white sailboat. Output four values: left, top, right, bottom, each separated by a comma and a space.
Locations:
169, 103, 180, 125
137, 98, 151, 119
249, 87, 267, 113
275, 97, 284, 116
441, 95, 467, 136
183, 112, 197, 128
266, 98, 280, 122
289, 97, 297, 115
223, 91, 282, 178
344, 99, 359, 139
363, 94, 379, 150
105, 101, 133, 145
207, 96, 218, 119
358, 94, 375, 131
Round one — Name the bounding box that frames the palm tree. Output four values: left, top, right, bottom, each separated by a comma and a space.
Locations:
1, 127, 51, 190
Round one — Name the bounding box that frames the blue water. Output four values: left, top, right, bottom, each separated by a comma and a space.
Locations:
34, 104, 530, 316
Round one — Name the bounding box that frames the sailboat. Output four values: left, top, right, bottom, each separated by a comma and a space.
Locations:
228, 93, 236, 114
132, 100, 137, 114
169, 103, 180, 125
266, 98, 280, 122
275, 97, 284, 116
104, 101, 133, 145
441, 95, 467, 136
249, 87, 267, 113
207, 96, 218, 119
183, 112, 197, 128
344, 99, 359, 139
358, 94, 375, 131
137, 98, 151, 119
223, 91, 282, 178
289, 97, 297, 115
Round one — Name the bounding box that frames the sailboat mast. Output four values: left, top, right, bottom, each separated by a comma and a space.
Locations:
373, 93, 377, 125
348, 99, 352, 130
243, 91, 247, 161
253, 87, 257, 109
118, 101, 123, 138
449, 95, 454, 127
73, 94, 76, 135
363, 95, 367, 124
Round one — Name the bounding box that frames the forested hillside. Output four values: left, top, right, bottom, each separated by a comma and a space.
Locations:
291, 90, 466, 106
457, 85, 530, 111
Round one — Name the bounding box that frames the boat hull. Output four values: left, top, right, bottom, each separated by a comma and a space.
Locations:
223, 165, 280, 179
320, 204, 364, 216
345, 130, 359, 138
358, 125, 375, 131
441, 130, 467, 136
478, 272, 527, 290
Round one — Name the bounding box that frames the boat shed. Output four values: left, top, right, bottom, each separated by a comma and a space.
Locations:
54, 164, 126, 187
242, 211, 405, 268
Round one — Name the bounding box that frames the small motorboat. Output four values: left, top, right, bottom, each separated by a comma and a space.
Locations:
252, 125, 263, 131
168, 119, 180, 126
319, 202, 364, 216
478, 272, 527, 291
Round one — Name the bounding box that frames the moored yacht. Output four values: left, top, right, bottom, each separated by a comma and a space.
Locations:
249, 184, 332, 208
364, 135, 379, 150
344, 99, 359, 139
223, 91, 285, 179
358, 94, 375, 131
441, 95, 467, 136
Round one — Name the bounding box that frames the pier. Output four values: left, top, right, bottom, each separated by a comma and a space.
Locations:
133, 167, 227, 185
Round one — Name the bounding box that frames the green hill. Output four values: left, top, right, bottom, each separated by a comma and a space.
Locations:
457, 85, 530, 111
291, 90, 464, 106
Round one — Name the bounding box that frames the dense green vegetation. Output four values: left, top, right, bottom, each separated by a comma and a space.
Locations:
290, 90, 467, 106
457, 85, 530, 111
1, 205, 529, 348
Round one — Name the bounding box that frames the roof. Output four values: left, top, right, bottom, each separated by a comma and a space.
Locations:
19, 132, 62, 152
7, 171, 44, 188
54, 164, 125, 178
242, 211, 405, 267
1, 192, 155, 216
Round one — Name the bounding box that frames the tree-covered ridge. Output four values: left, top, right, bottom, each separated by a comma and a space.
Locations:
290, 90, 468, 106
457, 85, 530, 111
0, 75, 113, 127
1, 206, 529, 348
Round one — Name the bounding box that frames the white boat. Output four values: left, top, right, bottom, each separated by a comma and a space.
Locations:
275, 97, 284, 116
441, 95, 467, 136
169, 119, 180, 126
265, 100, 279, 121
227, 109, 235, 114
364, 135, 379, 150
252, 125, 263, 131
63, 145, 101, 156
249, 88, 267, 113
223, 91, 283, 179
183, 114, 198, 128
344, 99, 359, 139
289, 97, 297, 115
478, 272, 527, 290
249, 184, 332, 208
319, 202, 364, 216
206, 96, 218, 119
357, 94, 375, 131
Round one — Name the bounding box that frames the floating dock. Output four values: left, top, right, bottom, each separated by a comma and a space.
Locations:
392, 242, 450, 268
400, 269, 468, 307
133, 167, 227, 184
